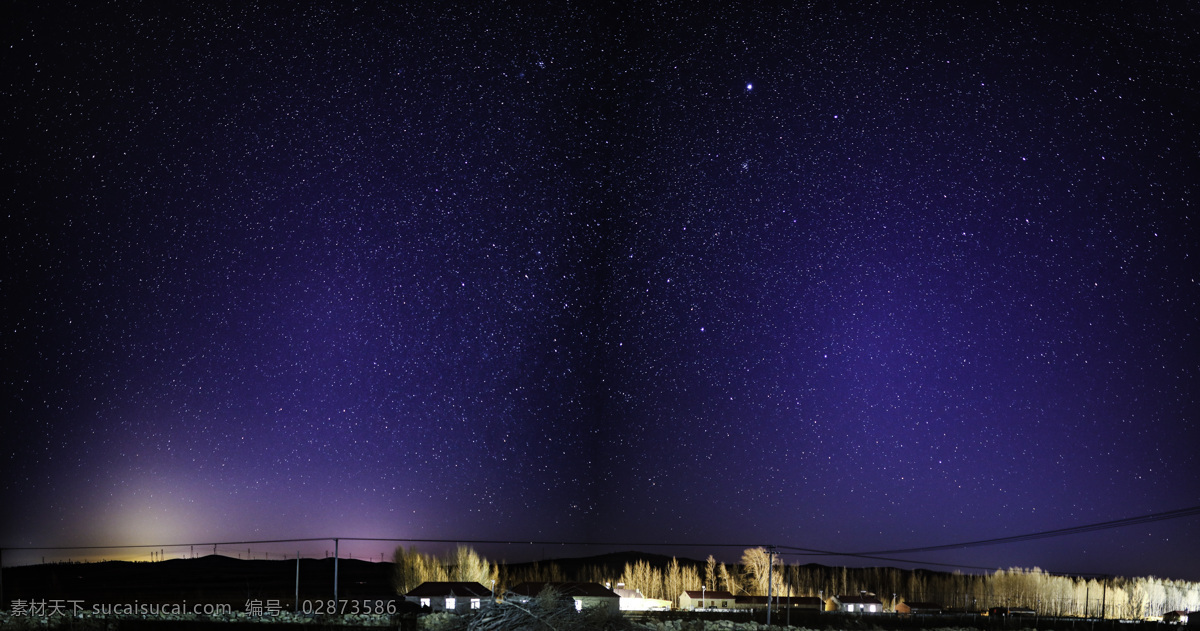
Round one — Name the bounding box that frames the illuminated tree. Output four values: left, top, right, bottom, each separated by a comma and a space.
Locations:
718, 562, 740, 595
681, 563, 702, 593
740, 547, 781, 596
450, 545, 492, 583
620, 560, 662, 600
664, 557, 683, 607
392, 545, 448, 595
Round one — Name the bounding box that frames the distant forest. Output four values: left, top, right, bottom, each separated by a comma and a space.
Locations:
393, 545, 1200, 619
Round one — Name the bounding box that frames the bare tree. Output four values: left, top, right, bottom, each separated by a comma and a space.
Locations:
393, 545, 449, 595
664, 557, 683, 608
681, 564, 702, 593
451, 545, 492, 584
740, 547, 780, 596
718, 562, 740, 595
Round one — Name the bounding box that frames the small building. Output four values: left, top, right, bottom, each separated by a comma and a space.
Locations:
508, 582, 620, 613
680, 589, 736, 610
988, 606, 1036, 617
733, 595, 821, 611
405, 581, 493, 613
896, 601, 943, 615
781, 596, 824, 612
735, 595, 770, 610
1163, 611, 1188, 625
829, 593, 884, 613
613, 585, 671, 611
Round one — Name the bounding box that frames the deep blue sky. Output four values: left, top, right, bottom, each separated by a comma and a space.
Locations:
3, 2, 1198, 580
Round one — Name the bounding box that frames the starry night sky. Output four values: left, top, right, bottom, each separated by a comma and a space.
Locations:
4, 2, 1198, 580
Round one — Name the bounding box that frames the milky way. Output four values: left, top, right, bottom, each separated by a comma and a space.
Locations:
3, 3, 1198, 579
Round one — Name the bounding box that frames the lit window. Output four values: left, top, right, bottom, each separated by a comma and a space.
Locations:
446, 598, 456, 610
471, 599, 480, 609
575, 600, 583, 612
847, 604, 855, 612
420, 598, 430, 608
869, 605, 877, 612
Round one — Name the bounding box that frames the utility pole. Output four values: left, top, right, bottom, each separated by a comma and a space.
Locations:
766, 547, 774, 627
333, 539, 340, 616
787, 575, 792, 627
1100, 575, 1107, 621
295, 551, 300, 613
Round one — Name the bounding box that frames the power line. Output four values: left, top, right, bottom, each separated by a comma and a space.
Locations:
851, 505, 1200, 556
773, 544, 1002, 572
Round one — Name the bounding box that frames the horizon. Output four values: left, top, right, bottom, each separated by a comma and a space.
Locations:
3, 517, 1195, 581
2, 545, 1179, 581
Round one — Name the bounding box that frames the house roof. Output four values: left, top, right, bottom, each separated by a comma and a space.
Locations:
508, 582, 618, 599
683, 590, 735, 599
613, 588, 644, 599
405, 582, 493, 598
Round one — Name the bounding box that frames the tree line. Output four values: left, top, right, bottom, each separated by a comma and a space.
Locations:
392, 545, 1200, 618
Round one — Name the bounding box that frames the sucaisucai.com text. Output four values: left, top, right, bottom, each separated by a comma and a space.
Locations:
8, 599, 235, 617
90, 602, 234, 615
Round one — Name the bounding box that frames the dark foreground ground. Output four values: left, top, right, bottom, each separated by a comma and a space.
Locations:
0, 610, 1182, 631
2, 555, 396, 611
2, 558, 1187, 630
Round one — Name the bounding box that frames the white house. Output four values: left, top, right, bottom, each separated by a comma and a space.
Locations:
613, 585, 671, 611
829, 593, 884, 613
680, 590, 736, 611
405, 582, 493, 613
